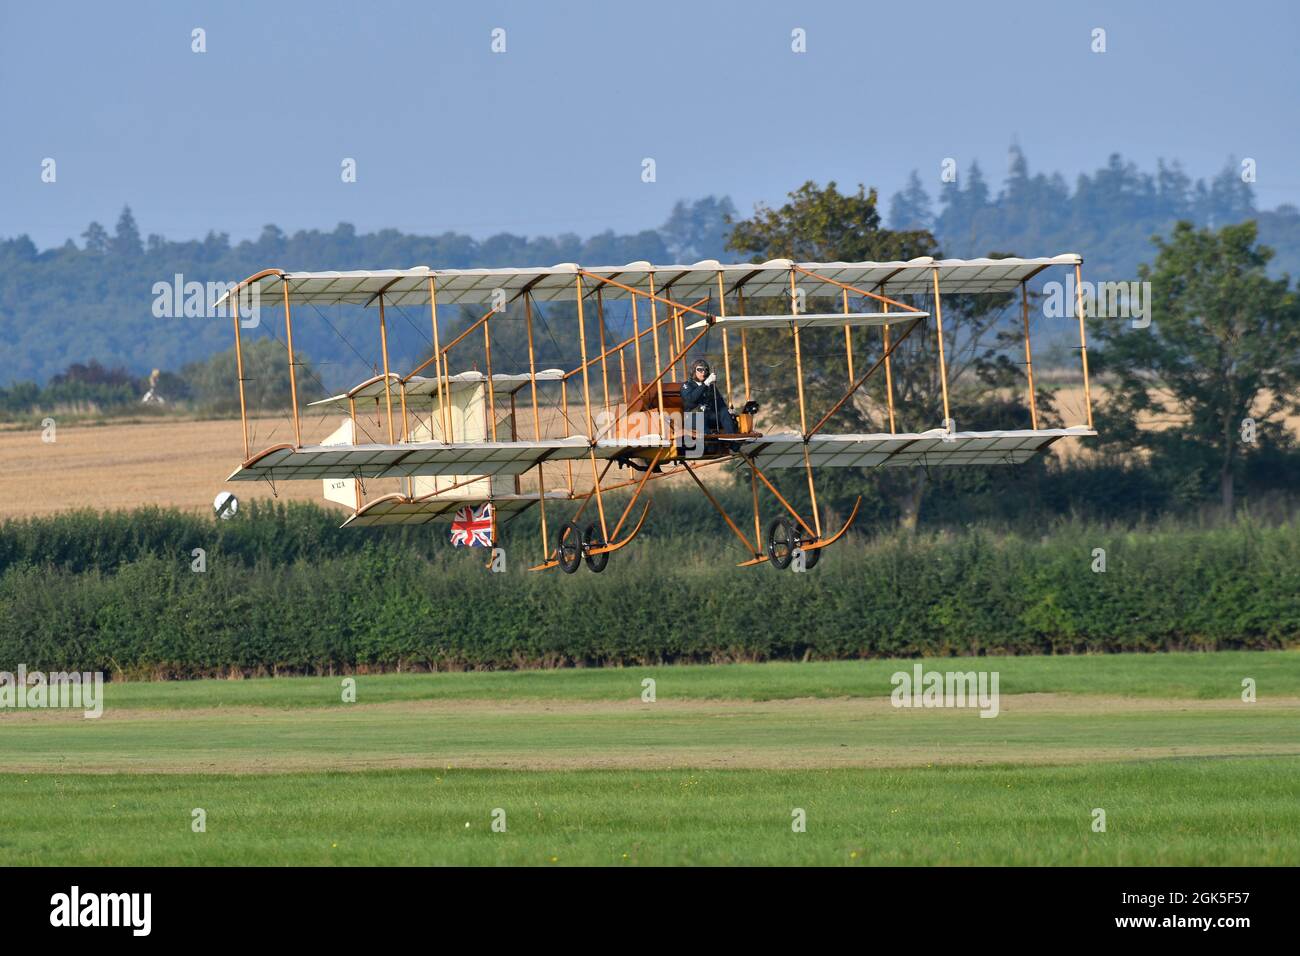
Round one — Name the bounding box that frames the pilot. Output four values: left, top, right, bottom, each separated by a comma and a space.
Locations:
681, 359, 738, 434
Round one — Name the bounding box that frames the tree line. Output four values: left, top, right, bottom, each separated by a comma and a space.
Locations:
3, 148, 1298, 388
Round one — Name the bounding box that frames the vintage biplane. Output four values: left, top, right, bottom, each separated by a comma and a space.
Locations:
218, 255, 1096, 572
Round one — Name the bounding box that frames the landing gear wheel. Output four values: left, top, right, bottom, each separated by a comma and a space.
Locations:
556, 521, 582, 574
583, 523, 609, 573
767, 517, 795, 570
797, 531, 821, 570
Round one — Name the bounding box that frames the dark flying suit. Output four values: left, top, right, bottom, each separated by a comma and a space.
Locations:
680, 378, 737, 434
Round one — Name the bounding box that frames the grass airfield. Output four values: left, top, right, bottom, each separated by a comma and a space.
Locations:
1, 651, 1296, 865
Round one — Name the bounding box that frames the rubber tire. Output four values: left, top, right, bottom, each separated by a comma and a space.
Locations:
583, 523, 609, 573
767, 517, 795, 570
556, 521, 582, 574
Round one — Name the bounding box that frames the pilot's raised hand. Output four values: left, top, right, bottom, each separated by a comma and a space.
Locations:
704, 372, 716, 386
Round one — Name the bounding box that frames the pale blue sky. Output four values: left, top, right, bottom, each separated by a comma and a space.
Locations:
3, 0, 1298, 250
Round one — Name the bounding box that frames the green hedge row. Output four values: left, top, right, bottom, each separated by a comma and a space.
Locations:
1, 518, 1296, 676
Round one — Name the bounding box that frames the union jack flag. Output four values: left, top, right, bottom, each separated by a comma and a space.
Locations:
450, 502, 494, 547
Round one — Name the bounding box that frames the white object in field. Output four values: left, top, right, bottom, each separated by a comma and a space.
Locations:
140, 368, 166, 405
213, 491, 238, 519
320, 417, 358, 508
